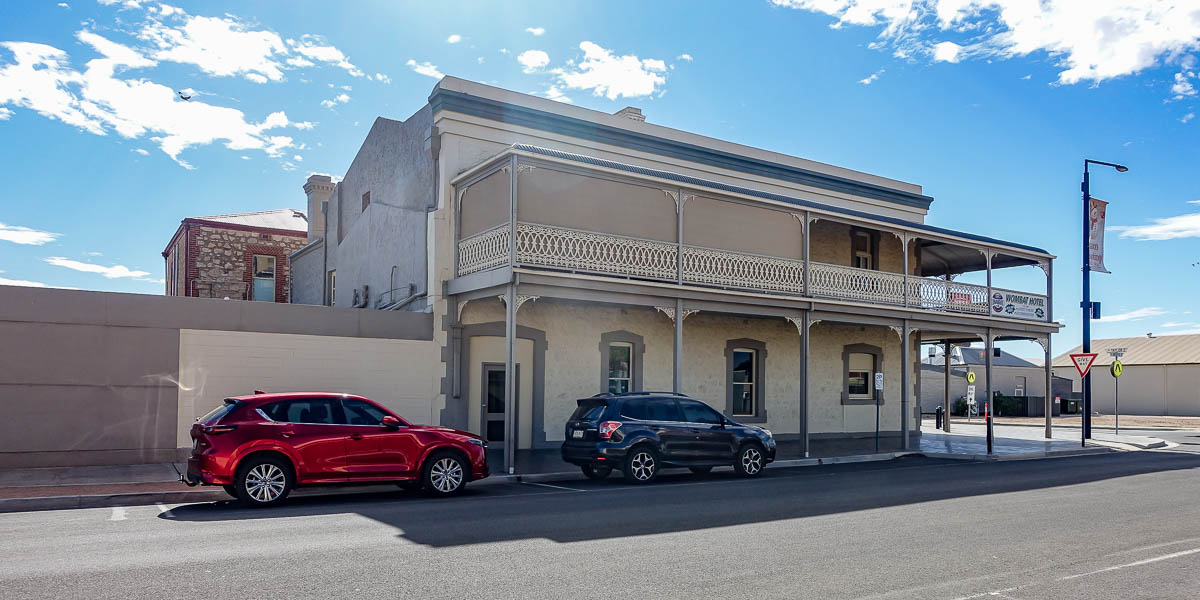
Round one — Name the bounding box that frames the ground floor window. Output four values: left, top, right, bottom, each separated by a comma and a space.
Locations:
724, 338, 767, 422
599, 331, 644, 395
842, 343, 883, 405
607, 342, 633, 394
731, 349, 756, 415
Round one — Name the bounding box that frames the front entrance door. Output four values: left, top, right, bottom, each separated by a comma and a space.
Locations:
482, 364, 519, 444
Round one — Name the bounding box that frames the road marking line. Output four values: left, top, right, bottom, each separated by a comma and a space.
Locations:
520, 481, 585, 492
107, 507, 127, 521
1060, 547, 1200, 580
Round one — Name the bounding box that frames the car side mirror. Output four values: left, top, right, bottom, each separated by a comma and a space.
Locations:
381, 415, 402, 429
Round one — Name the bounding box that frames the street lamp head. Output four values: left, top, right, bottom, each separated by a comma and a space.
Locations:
1114, 165, 1129, 173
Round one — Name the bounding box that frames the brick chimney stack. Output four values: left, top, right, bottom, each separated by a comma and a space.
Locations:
303, 174, 335, 240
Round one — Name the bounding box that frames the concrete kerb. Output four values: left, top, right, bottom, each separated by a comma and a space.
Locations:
920, 447, 1116, 462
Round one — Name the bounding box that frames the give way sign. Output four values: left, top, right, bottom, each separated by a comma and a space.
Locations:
1070, 353, 1099, 378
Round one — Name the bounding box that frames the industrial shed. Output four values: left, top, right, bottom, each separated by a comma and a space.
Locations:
1052, 334, 1200, 416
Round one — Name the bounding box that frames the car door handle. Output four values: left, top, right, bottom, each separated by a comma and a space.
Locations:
280, 430, 295, 438
349, 433, 364, 440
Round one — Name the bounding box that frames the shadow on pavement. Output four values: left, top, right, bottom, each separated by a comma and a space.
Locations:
160, 451, 1200, 548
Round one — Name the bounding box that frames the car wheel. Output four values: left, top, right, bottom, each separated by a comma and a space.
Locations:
235, 456, 292, 507
688, 466, 713, 475
581, 464, 612, 480
422, 451, 468, 496
622, 446, 659, 484
733, 444, 766, 478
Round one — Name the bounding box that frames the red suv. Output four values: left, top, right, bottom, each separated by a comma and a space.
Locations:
183, 392, 488, 506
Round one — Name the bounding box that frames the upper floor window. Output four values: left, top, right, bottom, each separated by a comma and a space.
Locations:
362, 191, 371, 212
853, 231, 873, 270
252, 255, 276, 302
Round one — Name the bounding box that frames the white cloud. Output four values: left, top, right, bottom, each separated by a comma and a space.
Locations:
770, 1, 1200, 88
320, 92, 350, 108
287, 35, 363, 77
677, 53, 694, 61
859, 69, 884, 84
447, 34, 462, 44
372, 72, 390, 83
933, 41, 962, 63
138, 12, 289, 82
132, 147, 149, 155
57, 2, 69, 8
525, 27, 545, 36
555, 42, 668, 100
543, 85, 572, 104
1021, 74, 1031, 80
97, 0, 142, 8
1162, 321, 1200, 328
0, 33, 310, 168
1095, 306, 1168, 323
1182, 112, 1195, 123
518, 49, 550, 73
499, 48, 510, 54
406, 59, 444, 79
292, 154, 302, 161
85, 251, 102, 256
0, 222, 60, 245
45, 256, 151, 279
1111, 211, 1200, 241
1171, 71, 1196, 99
0, 107, 12, 120
0, 275, 76, 289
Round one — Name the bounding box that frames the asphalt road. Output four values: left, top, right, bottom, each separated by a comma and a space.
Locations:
3, 451, 1200, 600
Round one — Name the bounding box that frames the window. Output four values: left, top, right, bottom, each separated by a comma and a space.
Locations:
197, 400, 239, 424
260, 398, 341, 424
724, 339, 767, 422
680, 400, 723, 425
621, 398, 683, 422
1015, 376, 1027, 397
252, 254, 276, 302
842, 343, 883, 405
847, 353, 873, 399
362, 190, 371, 211
342, 398, 390, 425
853, 231, 873, 270
731, 349, 756, 415
607, 342, 633, 393
326, 270, 336, 306
570, 399, 609, 422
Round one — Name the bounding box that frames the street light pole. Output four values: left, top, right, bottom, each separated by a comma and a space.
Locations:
1081, 159, 1128, 447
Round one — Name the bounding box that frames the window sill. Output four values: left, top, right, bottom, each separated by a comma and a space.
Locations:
842, 396, 884, 406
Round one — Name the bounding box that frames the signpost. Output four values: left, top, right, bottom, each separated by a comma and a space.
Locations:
1108, 347, 1126, 435
874, 372, 883, 453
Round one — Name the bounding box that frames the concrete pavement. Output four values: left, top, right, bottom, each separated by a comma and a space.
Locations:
3, 451, 1200, 599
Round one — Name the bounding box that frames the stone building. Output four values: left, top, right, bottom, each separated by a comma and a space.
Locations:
291, 77, 1061, 472
163, 209, 308, 302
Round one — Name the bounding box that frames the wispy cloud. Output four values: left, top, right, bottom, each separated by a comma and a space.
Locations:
859, 69, 884, 85
1162, 321, 1200, 328
0, 271, 76, 289
0, 222, 60, 245
320, 92, 350, 109
770, 0, 1200, 97
1181, 112, 1195, 124
406, 59, 443, 79
1112, 210, 1200, 241
677, 53, 693, 62
525, 27, 545, 36
44, 256, 152, 280
446, 34, 462, 44
1096, 306, 1168, 323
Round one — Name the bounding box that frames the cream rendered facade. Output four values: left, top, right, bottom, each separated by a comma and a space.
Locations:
292, 77, 1060, 472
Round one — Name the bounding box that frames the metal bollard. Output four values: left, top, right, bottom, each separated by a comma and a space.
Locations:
935, 406, 944, 429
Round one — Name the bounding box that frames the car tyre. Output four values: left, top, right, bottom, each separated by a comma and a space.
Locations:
688, 466, 713, 475
622, 446, 659, 484
581, 464, 612, 480
733, 444, 766, 478
422, 451, 468, 496
234, 455, 292, 507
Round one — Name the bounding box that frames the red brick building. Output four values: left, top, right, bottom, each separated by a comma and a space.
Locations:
163, 209, 309, 302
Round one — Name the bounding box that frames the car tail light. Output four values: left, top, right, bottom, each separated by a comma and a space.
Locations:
598, 421, 621, 440
201, 424, 238, 434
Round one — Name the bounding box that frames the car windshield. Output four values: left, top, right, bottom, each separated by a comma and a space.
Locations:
570, 399, 607, 421
197, 400, 238, 424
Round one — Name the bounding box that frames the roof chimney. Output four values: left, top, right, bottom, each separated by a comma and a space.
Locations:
303, 174, 335, 240
614, 106, 645, 122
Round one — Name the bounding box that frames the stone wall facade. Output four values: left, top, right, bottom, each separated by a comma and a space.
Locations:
167, 223, 307, 302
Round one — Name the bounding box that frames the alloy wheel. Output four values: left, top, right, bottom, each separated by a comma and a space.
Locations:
630, 451, 656, 481
245, 463, 286, 503
741, 447, 763, 475
430, 457, 464, 493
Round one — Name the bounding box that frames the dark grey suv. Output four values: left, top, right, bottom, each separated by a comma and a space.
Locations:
560, 392, 776, 483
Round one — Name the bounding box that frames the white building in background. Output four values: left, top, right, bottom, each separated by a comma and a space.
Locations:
1054, 334, 1200, 416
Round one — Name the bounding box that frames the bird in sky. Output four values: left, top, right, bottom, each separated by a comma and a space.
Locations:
177, 91, 191, 101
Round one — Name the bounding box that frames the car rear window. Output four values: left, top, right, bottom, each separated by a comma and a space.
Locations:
570, 399, 608, 421
197, 400, 239, 424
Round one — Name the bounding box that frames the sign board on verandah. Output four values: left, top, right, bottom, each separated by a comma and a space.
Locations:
1070, 353, 1099, 378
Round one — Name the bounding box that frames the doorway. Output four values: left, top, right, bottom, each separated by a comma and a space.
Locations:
481, 363, 519, 444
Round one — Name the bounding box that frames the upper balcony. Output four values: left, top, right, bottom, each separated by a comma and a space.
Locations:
452, 146, 1055, 327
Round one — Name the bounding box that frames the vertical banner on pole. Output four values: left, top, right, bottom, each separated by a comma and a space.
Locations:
1089, 198, 1110, 274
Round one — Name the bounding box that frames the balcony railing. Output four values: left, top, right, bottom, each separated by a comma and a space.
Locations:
457, 222, 1048, 322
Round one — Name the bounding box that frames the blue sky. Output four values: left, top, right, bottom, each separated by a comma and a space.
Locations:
1, 0, 1198, 357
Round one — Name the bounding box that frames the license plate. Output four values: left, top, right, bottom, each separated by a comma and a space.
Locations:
572, 429, 584, 439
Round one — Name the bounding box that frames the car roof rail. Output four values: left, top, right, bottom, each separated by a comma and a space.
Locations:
614, 391, 692, 397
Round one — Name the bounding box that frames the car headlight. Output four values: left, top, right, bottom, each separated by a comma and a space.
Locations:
468, 438, 486, 447
760, 428, 773, 439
